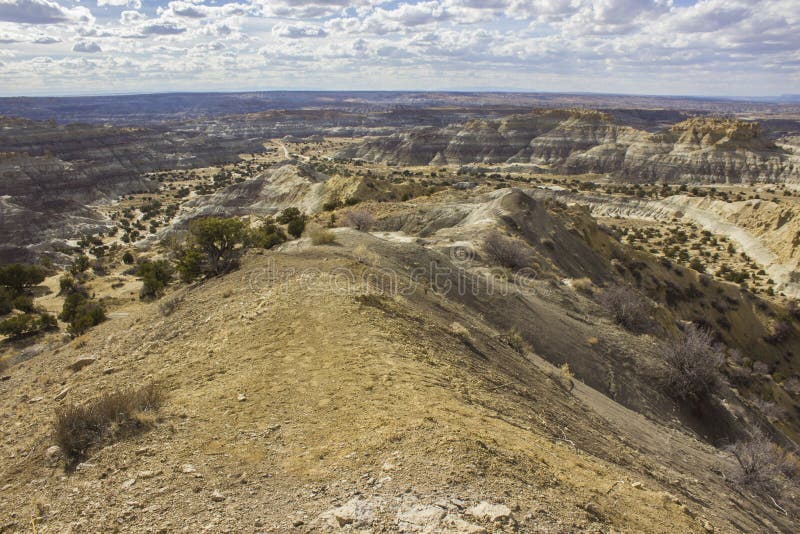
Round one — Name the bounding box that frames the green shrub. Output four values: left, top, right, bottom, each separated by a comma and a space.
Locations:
175, 247, 203, 283
122, 251, 135, 265
287, 217, 306, 238
0, 287, 12, 316
58, 275, 78, 295
70, 255, 90, 275
276, 207, 302, 224
66, 303, 106, 336
136, 260, 173, 299
0, 263, 46, 294
248, 220, 287, 249
12, 294, 34, 313
60, 291, 105, 336
0, 312, 57, 339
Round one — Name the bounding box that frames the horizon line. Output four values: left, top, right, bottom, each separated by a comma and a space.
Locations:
0, 88, 796, 102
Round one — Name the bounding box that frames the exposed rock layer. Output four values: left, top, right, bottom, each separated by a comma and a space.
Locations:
337, 110, 800, 184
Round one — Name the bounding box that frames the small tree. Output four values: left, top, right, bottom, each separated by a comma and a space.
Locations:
188, 217, 246, 275
60, 290, 105, 336
0, 263, 46, 295
661, 325, 723, 401
67, 303, 106, 336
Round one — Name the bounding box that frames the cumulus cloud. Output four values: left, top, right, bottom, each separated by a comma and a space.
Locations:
0, 0, 93, 24
272, 22, 327, 38
97, 0, 141, 8
141, 22, 187, 35
72, 40, 101, 53
32, 34, 59, 43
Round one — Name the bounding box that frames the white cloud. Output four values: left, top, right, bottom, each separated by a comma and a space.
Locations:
72, 40, 102, 53
141, 22, 187, 35
272, 22, 327, 38
0, 0, 797, 96
0, 0, 93, 24
97, 0, 141, 8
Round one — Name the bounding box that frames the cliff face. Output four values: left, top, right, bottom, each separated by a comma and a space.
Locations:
337, 111, 800, 184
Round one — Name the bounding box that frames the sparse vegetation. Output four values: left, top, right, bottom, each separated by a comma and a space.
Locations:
53, 383, 165, 466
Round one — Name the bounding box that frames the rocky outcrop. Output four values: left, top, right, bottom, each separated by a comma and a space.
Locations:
337, 111, 800, 184
166, 164, 330, 232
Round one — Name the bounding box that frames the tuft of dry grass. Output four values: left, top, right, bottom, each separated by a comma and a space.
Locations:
571, 277, 594, 295
310, 227, 337, 245
53, 382, 165, 467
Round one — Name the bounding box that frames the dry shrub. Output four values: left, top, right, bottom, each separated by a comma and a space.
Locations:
343, 209, 376, 232
0, 356, 8, 373
598, 285, 653, 333
158, 295, 183, 317
550, 363, 575, 392
661, 325, 723, 401
727, 431, 796, 491
507, 327, 526, 354
54, 382, 165, 466
482, 231, 531, 270
571, 277, 594, 295
310, 227, 337, 245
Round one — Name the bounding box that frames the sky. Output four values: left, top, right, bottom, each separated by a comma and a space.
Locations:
0, 0, 798, 97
